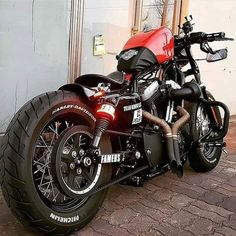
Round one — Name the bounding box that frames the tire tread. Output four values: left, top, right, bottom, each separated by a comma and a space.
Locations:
0, 90, 107, 235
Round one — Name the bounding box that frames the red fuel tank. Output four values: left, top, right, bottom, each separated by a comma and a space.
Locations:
123, 27, 174, 64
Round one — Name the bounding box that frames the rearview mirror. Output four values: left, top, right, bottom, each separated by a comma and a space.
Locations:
206, 48, 228, 62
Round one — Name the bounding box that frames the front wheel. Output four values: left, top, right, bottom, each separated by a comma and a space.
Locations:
0, 91, 112, 235
189, 92, 222, 172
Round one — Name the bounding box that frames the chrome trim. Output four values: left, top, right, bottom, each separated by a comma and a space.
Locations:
68, 0, 85, 82
165, 100, 174, 123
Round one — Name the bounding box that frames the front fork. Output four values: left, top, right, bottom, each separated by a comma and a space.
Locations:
201, 86, 222, 127
185, 47, 227, 131
198, 86, 230, 143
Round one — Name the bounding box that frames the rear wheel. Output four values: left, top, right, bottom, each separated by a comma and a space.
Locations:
189, 92, 222, 172
0, 91, 112, 235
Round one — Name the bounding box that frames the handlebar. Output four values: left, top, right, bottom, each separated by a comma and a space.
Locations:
175, 31, 234, 47
189, 31, 226, 44
204, 32, 226, 41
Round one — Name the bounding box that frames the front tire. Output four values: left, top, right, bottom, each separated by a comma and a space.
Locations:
0, 91, 112, 235
189, 92, 222, 172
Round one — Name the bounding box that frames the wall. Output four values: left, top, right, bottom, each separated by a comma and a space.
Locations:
189, 0, 236, 115
81, 0, 135, 75
0, 0, 71, 132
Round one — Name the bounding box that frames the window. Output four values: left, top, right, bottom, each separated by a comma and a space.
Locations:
140, 0, 189, 34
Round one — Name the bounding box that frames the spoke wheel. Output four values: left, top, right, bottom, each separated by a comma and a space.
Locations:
0, 91, 112, 235
33, 118, 88, 212
188, 91, 222, 172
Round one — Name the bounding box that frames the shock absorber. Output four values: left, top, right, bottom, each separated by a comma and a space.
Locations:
91, 103, 115, 148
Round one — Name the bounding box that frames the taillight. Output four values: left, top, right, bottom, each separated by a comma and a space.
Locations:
96, 104, 115, 120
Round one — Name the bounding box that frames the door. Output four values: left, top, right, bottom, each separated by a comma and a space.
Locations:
80, 0, 137, 75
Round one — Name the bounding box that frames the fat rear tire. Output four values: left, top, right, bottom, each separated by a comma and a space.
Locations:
189, 92, 222, 172
0, 91, 112, 235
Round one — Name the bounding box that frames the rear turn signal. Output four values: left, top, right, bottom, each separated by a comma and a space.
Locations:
93, 90, 105, 98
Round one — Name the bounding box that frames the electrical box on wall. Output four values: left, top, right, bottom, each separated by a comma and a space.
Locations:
93, 35, 106, 56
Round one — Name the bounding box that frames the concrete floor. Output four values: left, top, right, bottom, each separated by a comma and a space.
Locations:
0, 122, 236, 236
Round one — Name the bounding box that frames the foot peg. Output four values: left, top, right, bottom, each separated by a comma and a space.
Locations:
120, 176, 144, 187
206, 142, 226, 147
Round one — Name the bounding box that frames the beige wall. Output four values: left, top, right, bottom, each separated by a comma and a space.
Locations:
189, 0, 236, 115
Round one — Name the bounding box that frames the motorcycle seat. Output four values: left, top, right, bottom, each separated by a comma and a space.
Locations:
75, 71, 124, 90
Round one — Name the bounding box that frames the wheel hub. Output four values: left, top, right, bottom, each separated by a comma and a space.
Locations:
83, 157, 92, 167
70, 162, 76, 170
71, 150, 77, 158
51, 126, 102, 199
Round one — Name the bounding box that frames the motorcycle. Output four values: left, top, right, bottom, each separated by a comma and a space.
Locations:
0, 16, 234, 235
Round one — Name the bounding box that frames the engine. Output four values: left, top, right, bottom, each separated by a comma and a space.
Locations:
140, 80, 160, 105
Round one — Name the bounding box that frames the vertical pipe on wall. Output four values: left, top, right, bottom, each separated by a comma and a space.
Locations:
172, 0, 189, 35
133, 0, 143, 34
172, 0, 178, 34
179, 0, 189, 28
161, 0, 169, 26
68, 0, 84, 83
172, 0, 181, 34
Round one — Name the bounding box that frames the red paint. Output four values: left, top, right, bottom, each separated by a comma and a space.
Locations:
123, 27, 174, 64
124, 73, 133, 81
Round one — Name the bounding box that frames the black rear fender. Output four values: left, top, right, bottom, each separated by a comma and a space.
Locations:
59, 72, 124, 101
59, 83, 95, 100
75, 72, 124, 90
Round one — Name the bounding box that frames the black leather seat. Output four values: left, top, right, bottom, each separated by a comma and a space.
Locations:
75, 71, 124, 90
107, 71, 124, 84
